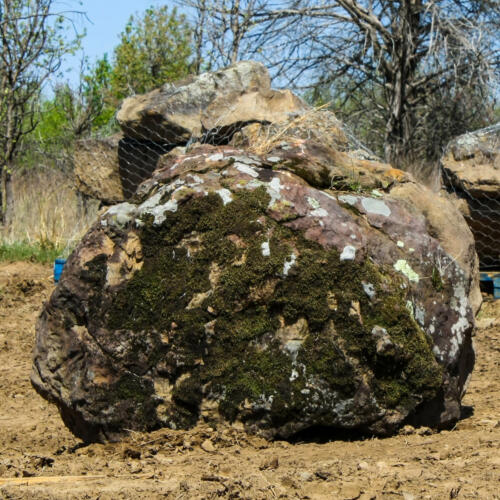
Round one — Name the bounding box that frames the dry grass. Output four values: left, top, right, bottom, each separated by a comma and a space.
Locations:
1, 169, 100, 258
401, 159, 442, 191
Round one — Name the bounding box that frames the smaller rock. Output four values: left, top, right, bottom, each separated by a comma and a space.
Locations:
416, 426, 433, 436
402, 493, 416, 500
315, 470, 331, 480
201, 439, 216, 453
357, 461, 369, 471
400, 425, 416, 436
339, 483, 362, 499
122, 447, 141, 460
298, 471, 313, 482
259, 456, 279, 470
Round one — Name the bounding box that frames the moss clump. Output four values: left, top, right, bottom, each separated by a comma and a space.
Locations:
104, 184, 443, 433
432, 267, 444, 291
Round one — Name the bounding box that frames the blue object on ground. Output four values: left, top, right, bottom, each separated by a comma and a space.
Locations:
54, 258, 67, 283
480, 272, 500, 300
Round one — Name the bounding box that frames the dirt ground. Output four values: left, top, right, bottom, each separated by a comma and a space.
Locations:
0, 262, 498, 500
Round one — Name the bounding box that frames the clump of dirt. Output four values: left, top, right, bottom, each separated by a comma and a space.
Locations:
0, 261, 499, 499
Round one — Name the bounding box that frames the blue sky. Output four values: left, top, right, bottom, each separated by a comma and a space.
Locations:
58, 0, 171, 82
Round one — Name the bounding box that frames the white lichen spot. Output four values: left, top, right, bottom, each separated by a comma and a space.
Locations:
394, 259, 419, 283
143, 199, 178, 225
266, 177, 282, 207
208, 153, 224, 162
339, 194, 359, 206
310, 208, 328, 217
282, 252, 297, 276
415, 305, 425, 326
106, 202, 137, 227
137, 191, 163, 211
230, 155, 260, 165
350, 234, 357, 240
361, 197, 391, 217
187, 174, 204, 186
289, 369, 299, 382
235, 163, 259, 178
371, 189, 383, 198
432, 345, 443, 360
409, 247, 415, 253
340, 245, 356, 261
448, 283, 470, 359
362, 282, 376, 299
406, 300, 414, 317
307, 197, 321, 210
266, 156, 281, 163
397, 240, 405, 248
216, 188, 233, 206
261, 241, 271, 257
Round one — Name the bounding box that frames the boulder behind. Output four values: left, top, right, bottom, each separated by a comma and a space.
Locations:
441, 123, 500, 269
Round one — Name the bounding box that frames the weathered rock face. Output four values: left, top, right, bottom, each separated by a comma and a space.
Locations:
32, 140, 477, 442
74, 135, 125, 204
74, 135, 174, 204
441, 123, 500, 268
116, 61, 306, 143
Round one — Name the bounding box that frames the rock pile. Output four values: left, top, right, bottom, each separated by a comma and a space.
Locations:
74, 61, 307, 204
441, 123, 500, 269
34, 62, 479, 443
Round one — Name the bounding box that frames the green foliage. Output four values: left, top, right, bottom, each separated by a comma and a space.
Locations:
20, 55, 116, 171
110, 6, 193, 100
0, 240, 63, 264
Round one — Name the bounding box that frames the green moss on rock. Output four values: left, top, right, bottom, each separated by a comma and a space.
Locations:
104, 186, 443, 433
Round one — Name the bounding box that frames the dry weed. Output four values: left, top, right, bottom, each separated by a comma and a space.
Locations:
242, 103, 339, 156
2, 169, 99, 255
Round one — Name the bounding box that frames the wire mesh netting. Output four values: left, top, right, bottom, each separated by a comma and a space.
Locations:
73, 62, 499, 276
440, 123, 500, 271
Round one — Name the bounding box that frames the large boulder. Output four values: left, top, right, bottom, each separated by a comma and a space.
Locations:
441, 123, 500, 268
116, 61, 307, 143
32, 138, 477, 442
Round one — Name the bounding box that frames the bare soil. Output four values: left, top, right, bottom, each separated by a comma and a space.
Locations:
0, 262, 498, 499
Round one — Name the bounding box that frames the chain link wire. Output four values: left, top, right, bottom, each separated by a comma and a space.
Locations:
440, 123, 500, 271
75, 87, 499, 275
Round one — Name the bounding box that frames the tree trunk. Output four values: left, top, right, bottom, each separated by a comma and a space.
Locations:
1, 165, 14, 226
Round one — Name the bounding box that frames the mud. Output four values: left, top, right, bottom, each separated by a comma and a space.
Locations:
0, 262, 498, 499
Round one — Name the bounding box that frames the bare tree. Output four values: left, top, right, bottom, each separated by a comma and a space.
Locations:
0, 0, 81, 223
179, 0, 307, 78
182, 0, 499, 164
298, 0, 499, 163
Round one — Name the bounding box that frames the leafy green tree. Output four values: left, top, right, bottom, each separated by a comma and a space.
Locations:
20, 55, 115, 176
110, 6, 193, 100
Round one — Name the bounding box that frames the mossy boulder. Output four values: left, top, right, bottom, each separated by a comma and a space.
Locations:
32, 143, 476, 442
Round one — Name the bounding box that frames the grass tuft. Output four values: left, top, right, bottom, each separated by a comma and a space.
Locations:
0, 240, 63, 264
